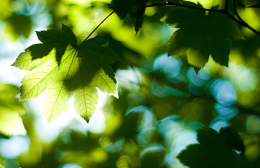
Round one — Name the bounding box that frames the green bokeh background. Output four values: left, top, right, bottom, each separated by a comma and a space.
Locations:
1, 0, 260, 167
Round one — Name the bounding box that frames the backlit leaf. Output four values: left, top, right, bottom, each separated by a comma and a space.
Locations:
13, 24, 120, 122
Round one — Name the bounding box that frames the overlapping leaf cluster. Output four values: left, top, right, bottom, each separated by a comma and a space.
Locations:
177, 127, 245, 168
13, 24, 120, 122
163, 2, 245, 70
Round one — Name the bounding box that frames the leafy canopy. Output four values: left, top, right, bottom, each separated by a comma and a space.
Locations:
163, 2, 244, 70
13, 24, 120, 122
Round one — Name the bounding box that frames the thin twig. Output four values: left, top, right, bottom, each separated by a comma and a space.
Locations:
224, 0, 229, 12
232, 0, 244, 22
82, 11, 114, 43
147, 1, 260, 36
232, 0, 260, 36
146, 2, 221, 12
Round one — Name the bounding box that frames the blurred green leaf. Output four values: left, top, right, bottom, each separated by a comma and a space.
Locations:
0, 82, 26, 136
112, 0, 148, 33
3, 13, 32, 41
164, 1, 244, 68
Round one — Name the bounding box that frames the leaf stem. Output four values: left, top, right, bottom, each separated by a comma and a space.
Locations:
82, 11, 114, 43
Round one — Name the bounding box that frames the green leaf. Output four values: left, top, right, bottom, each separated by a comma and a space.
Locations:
111, 0, 129, 20
30, 24, 77, 65
13, 24, 120, 122
0, 82, 26, 136
164, 2, 244, 68
219, 127, 245, 153
177, 127, 245, 168
111, 0, 148, 33
3, 13, 32, 41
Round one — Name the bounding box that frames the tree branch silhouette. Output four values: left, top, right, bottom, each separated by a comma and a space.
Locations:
84, 0, 260, 39
232, 0, 260, 35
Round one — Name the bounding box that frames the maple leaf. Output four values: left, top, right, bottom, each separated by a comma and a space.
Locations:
0, 82, 26, 136
13, 24, 120, 122
177, 127, 245, 168
111, 0, 148, 33
163, 2, 244, 69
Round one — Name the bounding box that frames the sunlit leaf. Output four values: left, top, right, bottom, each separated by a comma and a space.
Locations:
0, 82, 26, 136
13, 24, 120, 122
164, 1, 244, 69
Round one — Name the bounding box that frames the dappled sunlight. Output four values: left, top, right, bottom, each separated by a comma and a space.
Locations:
158, 118, 197, 167
0, 136, 30, 159
187, 68, 211, 86
214, 103, 238, 120
116, 67, 142, 90
209, 118, 230, 132
223, 61, 260, 106
224, 62, 259, 91
59, 163, 83, 168
1, 0, 260, 167
246, 115, 260, 134
153, 53, 183, 78
209, 79, 237, 106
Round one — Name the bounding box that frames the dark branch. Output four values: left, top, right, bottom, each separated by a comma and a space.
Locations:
232, 0, 260, 36
83, 0, 260, 41
225, 0, 229, 12
146, 1, 220, 12
147, 1, 260, 36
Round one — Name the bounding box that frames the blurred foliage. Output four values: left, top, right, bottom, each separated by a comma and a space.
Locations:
1, 0, 260, 168
0, 82, 26, 136
177, 127, 245, 168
